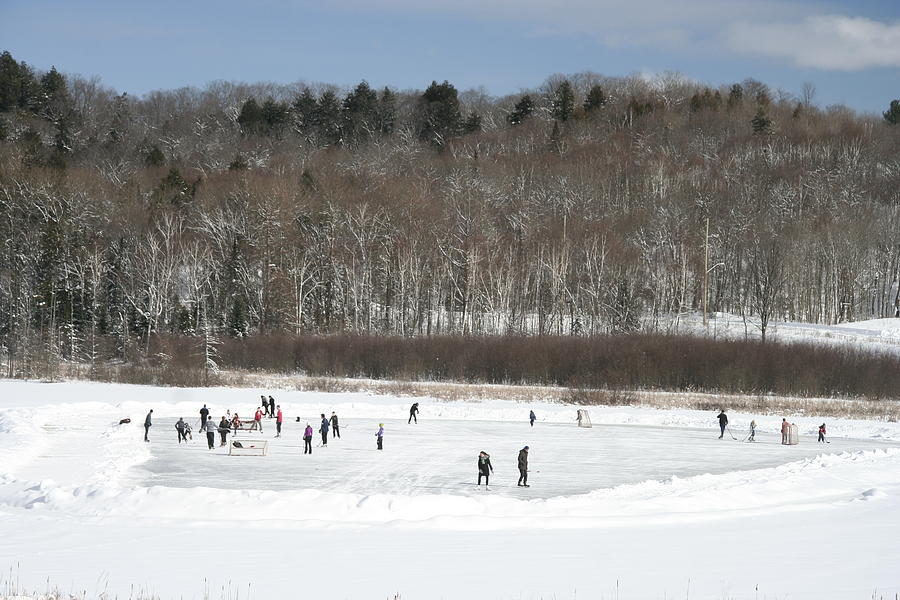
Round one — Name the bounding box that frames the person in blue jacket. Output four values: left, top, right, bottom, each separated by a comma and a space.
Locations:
529, 410, 536, 427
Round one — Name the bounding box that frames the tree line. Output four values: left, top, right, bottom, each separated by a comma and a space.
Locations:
2, 49, 900, 381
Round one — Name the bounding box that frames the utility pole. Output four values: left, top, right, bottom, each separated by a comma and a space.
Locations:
703, 217, 709, 327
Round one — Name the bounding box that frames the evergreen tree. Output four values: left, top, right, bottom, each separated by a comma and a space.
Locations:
237, 97, 263, 135
751, 105, 773, 134
342, 80, 378, 141
106, 93, 129, 145
291, 88, 318, 133
727, 84, 743, 110
376, 87, 396, 135
884, 99, 900, 125
418, 80, 462, 145
144, 143, 165, 167
463, 112, 482, 134
583, 84, 607, 112
0, 51, 38, 112
260, 97, 290, 137
314, 90, 342, 145
228, 154, 249, 170
551, 80, 575, 122
508, 95, 535, 125
157, 167, 194, 207
37, 66, 70, 120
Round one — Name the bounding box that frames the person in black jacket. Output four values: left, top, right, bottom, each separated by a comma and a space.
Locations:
477, 451, 493, 487
268, 396, 276, 419
217, 416, 230, 447
517, 446, 530, 487
319, 414, 329, 446
717, 410, 728, 439
199, 404, 210, 429
144, 409, 153, 442
330, 412, 340, 438
409, 402, 419, 424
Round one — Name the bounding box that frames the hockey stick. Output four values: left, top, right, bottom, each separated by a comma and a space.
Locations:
726, 426, 737, 440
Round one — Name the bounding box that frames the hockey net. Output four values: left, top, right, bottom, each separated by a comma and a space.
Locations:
577, 409, 592, 428
786, 424, 799, 445
229, 439, 268, 456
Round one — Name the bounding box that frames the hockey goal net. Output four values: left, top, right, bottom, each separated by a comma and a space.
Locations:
229, 439, 268, 456
577, 409, 592, 428
786, 424, 799, 445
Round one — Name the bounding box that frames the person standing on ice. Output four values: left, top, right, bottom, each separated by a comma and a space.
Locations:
275, 405, 283, 438
319, 413, 329, 446
477, 451, 494, 488
409, 402, 419, 424
268, 396, 276, 418
143, 409, 153, 442
203, 418, 216, 449
199, 404, 210, 429
303, 423, 313, 454
517, 446, 530, 487
330, 412, 340, 438
175, 417, 188, 443
218, 416, 230, 446
259, 395, 268, 417
376, 423, 384, 450
781, 418, 790, 444
716, 410, 728, 439
529, 410, 536, 427
818, 423, 827, 443
748, 420, 757, 442
254, 407, 264, 432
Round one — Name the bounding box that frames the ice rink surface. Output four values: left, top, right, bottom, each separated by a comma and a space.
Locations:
138, 417, 893, 497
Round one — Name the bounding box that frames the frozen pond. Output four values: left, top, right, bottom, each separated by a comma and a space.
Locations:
135, 417, 897, 498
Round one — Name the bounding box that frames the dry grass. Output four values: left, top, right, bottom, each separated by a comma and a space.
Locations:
57, 363, 900, 422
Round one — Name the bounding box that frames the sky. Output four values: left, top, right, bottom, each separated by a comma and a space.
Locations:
2, 0, 899, 114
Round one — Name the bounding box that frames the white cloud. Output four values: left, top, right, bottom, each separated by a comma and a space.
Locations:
326, 1, 900, 71
727, 15, 900, 70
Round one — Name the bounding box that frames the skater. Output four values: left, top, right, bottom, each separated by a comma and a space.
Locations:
218, 416, 230, 446
260, 395, 268, 417
319, 413, 329, 446
330, 412, 340, 438
818, 423, 827, 443
144, 409, 153, 442
477, 451, 493, 487
408, 402, 419, 424
268, 396, 276, 419
717, 409, 728, 439
517, 446, 530, 487
376, 423, 384, 450
199, 404, 209, 429
231, 413, 242, 431
748, 419, 757, 442
175, 417, 189, 443
529, 410, 536, 427
275, 405, 283, 437
781, 418, 789, 444
203, 418, 216, 449
303, 423, 313, 454
254, 407, 264, 432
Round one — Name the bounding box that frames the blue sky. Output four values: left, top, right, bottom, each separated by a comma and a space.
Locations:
2, 0, 899, 113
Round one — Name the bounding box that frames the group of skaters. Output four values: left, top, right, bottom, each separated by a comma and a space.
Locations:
716, 410, 828, 444
141, 399, 536, 489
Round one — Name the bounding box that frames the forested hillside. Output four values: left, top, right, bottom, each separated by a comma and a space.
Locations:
2, 50, 900, 379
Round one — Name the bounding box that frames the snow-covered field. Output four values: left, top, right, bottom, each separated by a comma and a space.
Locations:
2, 379, 900, 599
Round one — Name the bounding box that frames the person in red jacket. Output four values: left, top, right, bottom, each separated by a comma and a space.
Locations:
254, 407, 264, 432
818, 423, 826, 443
781, 418, 790, 444
276, 406, 283, 438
